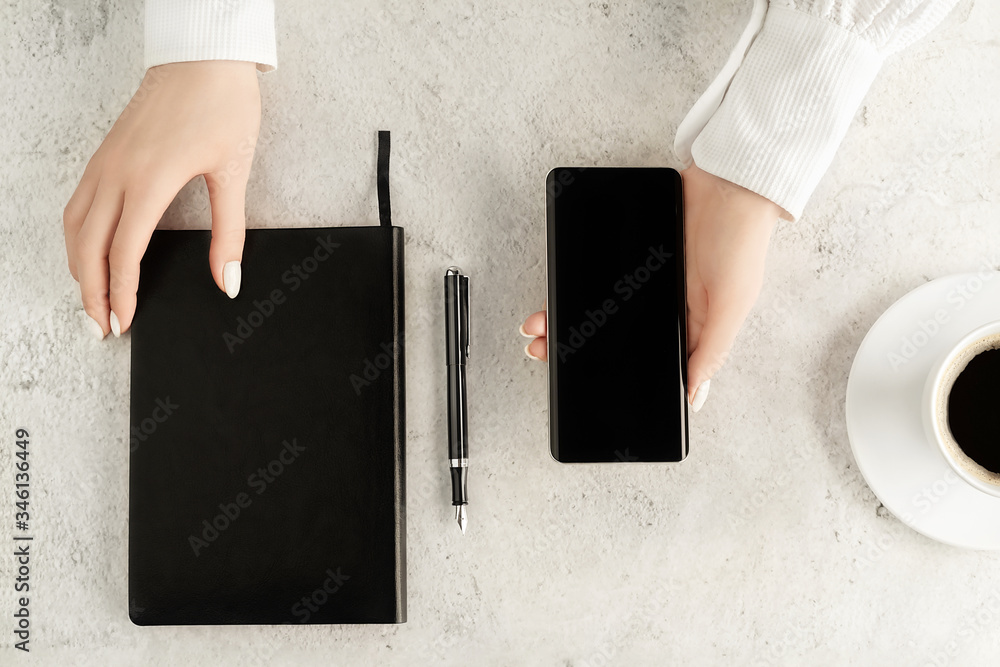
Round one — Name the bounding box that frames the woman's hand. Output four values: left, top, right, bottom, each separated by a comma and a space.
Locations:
680, 163, 782, 410
64, 60, 261, 339
520, 163, 782, 413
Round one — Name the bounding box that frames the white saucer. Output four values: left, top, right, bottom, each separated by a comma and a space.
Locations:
846, 272, 1000, 550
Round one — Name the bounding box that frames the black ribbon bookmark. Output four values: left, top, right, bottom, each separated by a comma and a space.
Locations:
378, 130, 391, 228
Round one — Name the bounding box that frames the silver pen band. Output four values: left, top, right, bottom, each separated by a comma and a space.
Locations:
449, 458, 469, 468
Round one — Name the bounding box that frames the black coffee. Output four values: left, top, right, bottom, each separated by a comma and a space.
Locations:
947, 347, 1000, 474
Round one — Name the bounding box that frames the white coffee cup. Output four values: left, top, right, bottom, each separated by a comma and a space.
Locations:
922, 319, 1000, 498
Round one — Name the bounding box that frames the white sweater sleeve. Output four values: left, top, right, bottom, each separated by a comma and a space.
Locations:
674, 0, 960, 220
145, 0, 277, 72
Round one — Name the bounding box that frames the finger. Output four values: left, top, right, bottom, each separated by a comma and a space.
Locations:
686, 291, 754, 404
205, 172, 247, 298
75, 181, 124, 337
525, 336, 547, 362
686, 277, 708, 356
687, 315, 705, 360
520, 310, 547, 338
63, 164, 101, 281
108, 182, 178, 335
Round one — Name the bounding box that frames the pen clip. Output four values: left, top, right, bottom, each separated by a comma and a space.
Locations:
461, 275, 471, 360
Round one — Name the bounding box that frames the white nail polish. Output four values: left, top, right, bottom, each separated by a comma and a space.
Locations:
224, 261, 242, 299
519, 323, 534, 338
110, 311, 121, 338
84, 314, 105, 340
524, 343, 539, 360
690, 380, 710, 413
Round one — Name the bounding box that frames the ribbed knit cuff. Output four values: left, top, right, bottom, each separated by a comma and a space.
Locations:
690, 6, 884, 220
145, 0, 277, 72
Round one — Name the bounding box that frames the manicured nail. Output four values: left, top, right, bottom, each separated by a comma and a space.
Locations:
519, 323, 534, 338
110, 311, 121, 338
524, 343, 540, 360
84, 314, 106, 340
223, 261, 241, 299
690, 380, 710, 413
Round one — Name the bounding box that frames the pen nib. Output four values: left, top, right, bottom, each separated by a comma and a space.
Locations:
455, 505, 467, 535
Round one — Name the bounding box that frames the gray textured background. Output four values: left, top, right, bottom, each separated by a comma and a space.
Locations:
2, 0, 999, 664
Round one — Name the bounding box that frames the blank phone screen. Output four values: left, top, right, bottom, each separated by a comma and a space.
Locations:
546, 168, 687, 463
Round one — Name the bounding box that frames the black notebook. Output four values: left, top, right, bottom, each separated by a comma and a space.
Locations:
128, 132, 405, 625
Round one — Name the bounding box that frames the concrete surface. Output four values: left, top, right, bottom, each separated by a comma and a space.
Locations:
1, 0, 999, 664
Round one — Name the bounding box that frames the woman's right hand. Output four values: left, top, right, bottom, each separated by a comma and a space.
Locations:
64, 60, 262, 339
520, 163, 783, 413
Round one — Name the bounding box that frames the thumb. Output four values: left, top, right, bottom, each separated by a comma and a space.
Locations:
686, 292, 753, 413
205, 172, 247, 299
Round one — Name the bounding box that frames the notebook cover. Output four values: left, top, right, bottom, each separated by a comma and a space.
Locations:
128, 226, 406, 625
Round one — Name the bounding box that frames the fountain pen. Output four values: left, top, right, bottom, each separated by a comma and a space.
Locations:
444, 267, 470, 534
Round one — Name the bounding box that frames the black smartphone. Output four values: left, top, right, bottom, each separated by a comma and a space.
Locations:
545, 167, 688, 463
